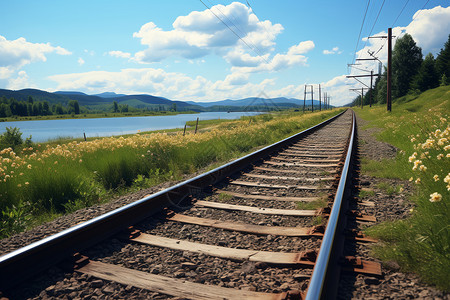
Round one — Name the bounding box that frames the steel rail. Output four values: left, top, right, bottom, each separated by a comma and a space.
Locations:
305, 110, 356, 300
0, 110, 347, 290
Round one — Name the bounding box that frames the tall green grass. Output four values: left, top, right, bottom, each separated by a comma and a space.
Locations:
354, 85, 450, 290
0, 109, 342, 238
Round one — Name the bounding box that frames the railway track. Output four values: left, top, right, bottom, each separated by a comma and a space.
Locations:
0, 109, 381, 299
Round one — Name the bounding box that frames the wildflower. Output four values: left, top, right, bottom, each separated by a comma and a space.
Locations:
433, 175, 440, 181
419, 165, 427, 172
445, 145, 450, 151
17, 184, 22, 187
415, 178, 421, 184
429, 192, 442, 202
54, 161, 58, 164
27, 164, 32, 169
437, 153, 444, 160
25, 182, 29, 185
438, 138, 448, 146
408, 154, 416, 162
19, 173, 23, 176
79, 159, 83, 163
447, 154, 450, 158
399, 187, 404, 193
411, 137, 416, 142
412, 160, 422, 170
444, 173, 450, 184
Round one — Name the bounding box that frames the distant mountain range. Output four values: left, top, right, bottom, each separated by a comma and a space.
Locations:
0, 88, 329, 112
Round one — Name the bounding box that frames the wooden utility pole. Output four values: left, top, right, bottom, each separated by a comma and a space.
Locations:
303, 85, 306, 112
318, 84, 321, 111
361, 87, 364, 108
370, 70, 373, 107
387, 27, 392, 112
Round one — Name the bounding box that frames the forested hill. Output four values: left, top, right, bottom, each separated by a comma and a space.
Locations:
0, 88, 318, 118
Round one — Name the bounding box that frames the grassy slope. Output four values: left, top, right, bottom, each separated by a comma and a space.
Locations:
353, 85, 450, 291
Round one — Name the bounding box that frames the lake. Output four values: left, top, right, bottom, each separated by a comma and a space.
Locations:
0, 112, 261, 142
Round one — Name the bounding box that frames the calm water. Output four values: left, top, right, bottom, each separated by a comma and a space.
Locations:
0, 112, 261, 142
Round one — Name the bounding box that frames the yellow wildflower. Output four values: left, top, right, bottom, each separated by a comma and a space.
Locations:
409, 177, 413, 182
17, 184, 22, 187
438, 138, 448, 146
433, 175, 439, 181
419, 165, 427, 172
437, 153, 444, 160
25, 182, 29, 185
429, 192, 442, 202
27, 164, 32, 169
415, 178, 421, 184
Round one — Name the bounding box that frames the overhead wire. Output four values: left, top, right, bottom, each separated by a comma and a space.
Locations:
391, 0, 410, 27
198, 0, 270, 64
205, 0, 269, 61
352, 0, 371, 65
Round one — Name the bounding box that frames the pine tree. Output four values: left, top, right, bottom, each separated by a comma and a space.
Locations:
411, 53, 439, 92
392, 34, 423, 98
435, 34, 450, 79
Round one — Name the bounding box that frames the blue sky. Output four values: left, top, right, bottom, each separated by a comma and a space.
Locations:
1, 1, 449, 105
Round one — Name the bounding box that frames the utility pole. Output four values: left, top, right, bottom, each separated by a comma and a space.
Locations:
350, 88, 368, 109
370, 70, 373, 107
387, 27, 392, 112
304, 85, 314, 112
318, 84, 321, 111
303, 85, 306, 112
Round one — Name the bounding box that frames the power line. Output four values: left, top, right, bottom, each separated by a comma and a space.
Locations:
392, 0, 410, 27
367, 0, 386, 38
412, 0, 430, 22
352, 0, 371, 65
206, 0, 267, 60
198, 0, 270, 64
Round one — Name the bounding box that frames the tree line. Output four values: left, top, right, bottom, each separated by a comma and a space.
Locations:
0, 96, 81, 117
351, 34, 450, 106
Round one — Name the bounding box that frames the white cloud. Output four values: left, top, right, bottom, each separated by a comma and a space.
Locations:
405, 6, 450, 54
323, 47, 342, 55
0, 35, 71, 79
7, 70, 32, 90
48, 68, 280, 101
354, 6, 450, 72
130, 1, 312, 74
131, 2, 284, 64
78, 57, 85, 65
230, 41, 315, 73
108, 50, 131, 59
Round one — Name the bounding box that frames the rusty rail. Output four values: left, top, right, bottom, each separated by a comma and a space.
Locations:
305, 110, 356, 299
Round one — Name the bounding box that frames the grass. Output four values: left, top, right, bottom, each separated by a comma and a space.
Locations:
359, 189, 375, 199
0, 108, 343, 239
353, 85, 450, 291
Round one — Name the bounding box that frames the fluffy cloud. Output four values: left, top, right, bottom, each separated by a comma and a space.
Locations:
132, 2, 284, 64
323, 47, 342, 55
0, 35, 71, 79
354, 6, 450, 74
78, 58, 85, 65
130, 1, 312, 74
336, 5, 450, 106
230, 41, 315, 73
7, 70, 32, 90
48, 68, 280, 101
108, 50, 132, 59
